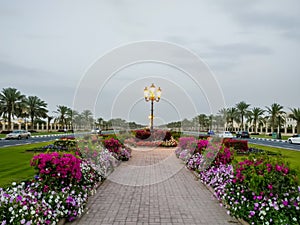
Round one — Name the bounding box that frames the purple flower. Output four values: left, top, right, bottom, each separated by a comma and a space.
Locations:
282, 200, 289, 206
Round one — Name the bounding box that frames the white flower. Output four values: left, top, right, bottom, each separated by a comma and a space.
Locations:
260, 216, 264, 220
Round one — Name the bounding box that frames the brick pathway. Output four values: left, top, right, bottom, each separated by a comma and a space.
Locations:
67, 147, 240, 225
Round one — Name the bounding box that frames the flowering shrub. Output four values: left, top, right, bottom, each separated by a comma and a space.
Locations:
103, 138, 122, 155
222, 138, 248, 154
120, 148, 131, 161
199, 164, 234, 201
222, 155, 300, 224
77, 141, 121, 176
31, 152, 82, 185
186, 153, 203, 171
0, 157, 102, 224
178, 149, 191, 162
178, 137, 197, 152
0, 133, 133, 225
213, 145, 234, 166
160, 136, 178, 147
233, 155, 298, 196
134, 129, 151, 140
175, 135, 300, 224
196, 139, 209, 154
60, 135, 76, 140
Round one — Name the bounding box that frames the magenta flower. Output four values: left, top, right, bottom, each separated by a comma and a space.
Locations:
282, 200, 289, 206
275, 164, 282, 172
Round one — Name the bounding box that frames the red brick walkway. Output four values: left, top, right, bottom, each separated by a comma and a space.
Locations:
67, 147, 240, 225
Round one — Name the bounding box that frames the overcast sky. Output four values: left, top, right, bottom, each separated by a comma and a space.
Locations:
1, 0, 299, 125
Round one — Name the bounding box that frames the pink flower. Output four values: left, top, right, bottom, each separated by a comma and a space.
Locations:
275, 164, 282, 172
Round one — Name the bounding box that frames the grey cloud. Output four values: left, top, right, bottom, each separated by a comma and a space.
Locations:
0, 61, 49, 78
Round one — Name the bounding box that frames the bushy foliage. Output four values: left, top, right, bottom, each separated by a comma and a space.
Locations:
222, 138, 248, 153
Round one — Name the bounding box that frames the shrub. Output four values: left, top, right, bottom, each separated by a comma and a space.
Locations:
103, 138, 122, 155
30, 152, 82, 186
52, 139, 78, 151
178, 136, 197, 152
135, 129, 151, 140
222, 138, 248, 153
170, 130, 181, 140
222, 154, 300, 224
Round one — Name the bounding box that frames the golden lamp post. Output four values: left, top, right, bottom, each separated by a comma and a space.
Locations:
144, 83, 162, 131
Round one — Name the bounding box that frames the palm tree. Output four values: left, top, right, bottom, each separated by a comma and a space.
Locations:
54, 105, 72, 128
47, 115, 54, 132
289, 108, 300, 134
265, 103, 286, 133
213, 115, 225, 132
81, 110, 93, 129
226, 107, 238, 132
96, 117, 104, 129
236, 101, 251, 131
25, 96, 48, 129
0, 87, 25, 130
197, 114, 209, 131
248, 107, 265, 133
218, 108, 228, 130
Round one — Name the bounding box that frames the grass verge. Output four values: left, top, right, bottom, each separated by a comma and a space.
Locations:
0, 141, 53, 188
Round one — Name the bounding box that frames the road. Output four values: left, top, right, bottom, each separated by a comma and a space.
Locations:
182, 131, 300, 151
248, 138, 300, 151
1, 131, 299, 151
0, 133, 87, 148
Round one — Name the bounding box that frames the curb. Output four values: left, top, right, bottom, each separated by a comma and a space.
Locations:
0, 133, 74, 140
251, 137, 287, 143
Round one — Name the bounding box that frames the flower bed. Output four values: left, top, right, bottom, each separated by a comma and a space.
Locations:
175, 136, 300, 225
0, 135, 131, 224
0, 155, 102, 224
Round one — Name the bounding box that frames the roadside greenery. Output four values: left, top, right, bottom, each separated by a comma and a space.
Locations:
248, 143, 300, 177
0, 142, 53, 187
176, 137, 300, 225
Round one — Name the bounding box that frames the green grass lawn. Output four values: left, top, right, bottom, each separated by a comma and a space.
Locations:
0, 141, 53, 188
244, 143, 300, 177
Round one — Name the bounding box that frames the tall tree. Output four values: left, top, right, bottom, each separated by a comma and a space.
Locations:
0, 87, 25, 130
54, 105, 72, 128
266, 103, 285, 133
197, 114, 209, 131
289, 108, 300, 134
81, 110, 93, 129
226, 107, 238, 131
248, 107, 265, 133
236, 101, 250, 131
25, 96, 48, 129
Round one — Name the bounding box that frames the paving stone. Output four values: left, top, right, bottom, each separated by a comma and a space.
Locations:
66, 147, 240, 225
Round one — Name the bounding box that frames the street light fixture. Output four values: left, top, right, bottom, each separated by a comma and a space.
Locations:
144, 83, 162, 131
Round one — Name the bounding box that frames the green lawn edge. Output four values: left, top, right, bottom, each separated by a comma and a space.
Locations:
0, 141, 53, 188
246, 143, 300, 177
